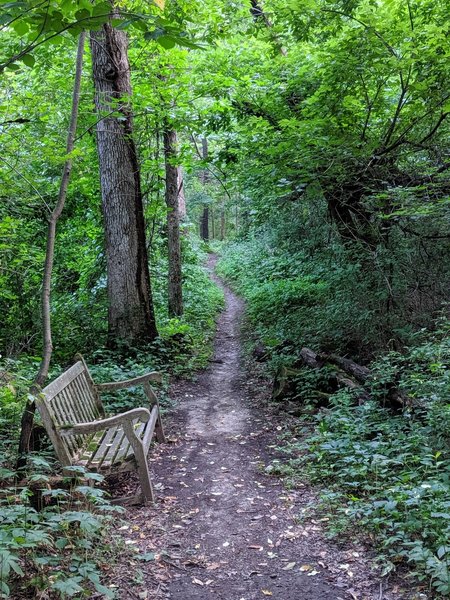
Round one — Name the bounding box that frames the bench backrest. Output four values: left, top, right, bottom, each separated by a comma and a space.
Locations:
38, 360, 104, 465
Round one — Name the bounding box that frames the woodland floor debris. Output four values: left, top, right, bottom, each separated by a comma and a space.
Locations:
111, 257, 421, 600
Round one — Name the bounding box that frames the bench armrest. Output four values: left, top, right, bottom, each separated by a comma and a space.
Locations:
59, 407, 151, 436
95, 372, 162, 392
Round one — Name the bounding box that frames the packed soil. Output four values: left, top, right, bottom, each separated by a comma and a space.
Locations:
112, 257, 416, 600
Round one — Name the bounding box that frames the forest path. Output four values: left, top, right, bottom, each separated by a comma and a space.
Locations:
121, 256, 403, 600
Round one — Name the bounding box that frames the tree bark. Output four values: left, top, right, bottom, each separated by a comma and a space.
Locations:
163, 127, 183, 317
317, 352, 371, 383
177, 166, 186, 219
200, 206, 209, 240
220, 200, 226, 240
90, 21, 158, 346
200, 137, 209, 241
17, 32, 87, 465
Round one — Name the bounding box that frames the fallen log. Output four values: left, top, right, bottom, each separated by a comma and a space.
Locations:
298, 347, 324, 369
298, 348, 414, 409
272, 350, 368, 405
297, 348, 370, 402
317, 352, 370, 384
272, 363, 332, 408
272, 347, 415, 410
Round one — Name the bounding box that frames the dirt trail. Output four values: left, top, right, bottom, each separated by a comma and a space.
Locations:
122, 257, 406, 600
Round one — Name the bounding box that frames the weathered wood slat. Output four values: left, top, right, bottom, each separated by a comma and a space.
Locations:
51, 393, 70, 425
77, 374, 100, 420
103, 427, 128, 467
86, 427, 117, 469
75, 354, 104, 415
44, 361, 84, 399
71, 377, 93, 423
143, 382, 165, 443
51, 393, 79, 457
116, 426, 134, 463
125, 421, 149, 459
59, 387, 86, 451
96, 372, 162, 392
60, 408, 150, 435
35, 395, 72, 465
142, 405, 159, 452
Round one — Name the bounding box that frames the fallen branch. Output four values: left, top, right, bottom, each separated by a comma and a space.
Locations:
273, 347, 413, 409
298, 348, 370, 402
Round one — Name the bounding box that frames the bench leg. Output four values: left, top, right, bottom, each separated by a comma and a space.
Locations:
123, 422, 155, 504
155, 412, 166, 443
143, 382, 166, 444
133, 443, 154, 504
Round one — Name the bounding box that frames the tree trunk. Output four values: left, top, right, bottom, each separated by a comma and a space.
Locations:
163, 127, 183, 317
90, 21, 158, 346
200, 206, 209, 240
200, 137, 209, 241
17, 32, 86, 466
177, 166, 186, 219
220, 201, 226, 240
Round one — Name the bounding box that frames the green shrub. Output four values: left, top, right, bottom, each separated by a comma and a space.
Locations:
273, 324, 450, 596
0, 460, 123, 598
217, 235, 376, 359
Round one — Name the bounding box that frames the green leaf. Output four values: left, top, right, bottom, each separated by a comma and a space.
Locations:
84, 471, 104, 482
91, 1, 111, 17
45, 35, 65, 46
52, 577, 84, 596
21, 54, 35, 68
172, 36, 203, 50
92, 581, 115, 598
0, 550, 23, 578
2, 2, 27, 8
12, 20, 28, 35
156, 35, 176, 49
74, 8, 90, 21
137, 552, 156, 561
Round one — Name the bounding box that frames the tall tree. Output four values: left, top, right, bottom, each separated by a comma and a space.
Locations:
90, 20, 158, 346
200, 137, 209, 241
163, 127, 183, 317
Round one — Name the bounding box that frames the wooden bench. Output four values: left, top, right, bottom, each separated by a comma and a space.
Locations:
36, 356, 166, 504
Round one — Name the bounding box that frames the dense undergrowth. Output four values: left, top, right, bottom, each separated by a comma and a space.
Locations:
0, 462, 122, 599
219, 240, 450, 596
